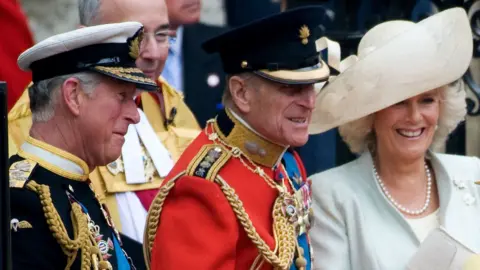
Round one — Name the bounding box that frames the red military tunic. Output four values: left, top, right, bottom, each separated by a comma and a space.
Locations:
144, 108, 314, 269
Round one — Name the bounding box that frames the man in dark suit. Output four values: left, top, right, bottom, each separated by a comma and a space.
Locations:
162, 0, 228, 127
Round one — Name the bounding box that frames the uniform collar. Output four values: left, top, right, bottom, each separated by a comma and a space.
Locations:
18, 136, 89, 181
213, 108, 288, 168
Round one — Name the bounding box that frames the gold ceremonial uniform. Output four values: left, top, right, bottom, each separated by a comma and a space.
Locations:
8, 77, 201, 229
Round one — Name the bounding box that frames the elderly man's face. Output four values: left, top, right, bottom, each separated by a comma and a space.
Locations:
79, 78, 140, 166
100, 0, 170, 80
243, 77, 316, 147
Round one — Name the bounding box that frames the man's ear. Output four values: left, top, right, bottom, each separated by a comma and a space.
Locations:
61, 77, 86, 117
229, 75, 253, 114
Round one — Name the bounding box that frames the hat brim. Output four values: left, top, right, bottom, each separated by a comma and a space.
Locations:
254, 60, 330, 85
91, 66, 158, 92
309, 8, 473, 134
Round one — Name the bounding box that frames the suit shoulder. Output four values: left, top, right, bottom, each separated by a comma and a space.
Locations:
432, 153, 480, 178
434, 152, 479, 164
311, 158, 362, 182
310, 157, 365, 193
158, 76, 183, 98
185, 143, 232, 181
185, 23, 229, 36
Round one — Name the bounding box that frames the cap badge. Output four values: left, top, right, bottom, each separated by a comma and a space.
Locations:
299, 25, 310, 45
129, 28, 144, 59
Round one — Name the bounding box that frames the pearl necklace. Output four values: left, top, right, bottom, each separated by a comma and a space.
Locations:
373, 162, 432, 215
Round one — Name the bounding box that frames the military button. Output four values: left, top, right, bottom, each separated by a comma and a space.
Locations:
68, 185, 74, 193
207, 73, 220, 87
244, 141, 259, 154
258, 148, 267, 157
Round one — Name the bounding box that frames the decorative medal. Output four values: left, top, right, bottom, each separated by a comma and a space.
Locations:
282, 197, 299, 224
294, 181, 313, 235
88, 222, 114, 260
96, 237, 114, 260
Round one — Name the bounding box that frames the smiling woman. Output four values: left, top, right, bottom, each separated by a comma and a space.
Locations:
339, 84, 466, 156
308, 8, 480, 270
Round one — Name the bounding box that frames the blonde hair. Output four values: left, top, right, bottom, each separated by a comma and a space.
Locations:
339, 81, 467, 154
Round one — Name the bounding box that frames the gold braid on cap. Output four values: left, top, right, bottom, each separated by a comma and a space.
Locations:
26, 181, 112, 270
128, 27, 144, 60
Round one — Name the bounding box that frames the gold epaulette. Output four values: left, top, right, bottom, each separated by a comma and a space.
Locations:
9, 159, 37, 188
185, 144, 231, 181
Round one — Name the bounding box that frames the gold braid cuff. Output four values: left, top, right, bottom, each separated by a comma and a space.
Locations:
26, 181, 112, 270
143, 173, 297, 270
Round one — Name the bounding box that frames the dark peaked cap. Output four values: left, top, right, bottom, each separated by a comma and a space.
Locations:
202, 6, 331, 85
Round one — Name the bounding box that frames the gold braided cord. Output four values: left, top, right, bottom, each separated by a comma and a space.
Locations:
206, 118, 299, 269
143, 120, 299, 270
250, 254, 264, 270
215, 176, 296, 270
143, 171, 185, 268
26, 180, 112, 270
26, 181, 88, 255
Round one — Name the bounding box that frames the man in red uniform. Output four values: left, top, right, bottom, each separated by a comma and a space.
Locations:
144, 6, 333, 269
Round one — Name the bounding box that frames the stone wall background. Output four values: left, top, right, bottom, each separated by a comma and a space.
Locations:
20, 0, 225, 42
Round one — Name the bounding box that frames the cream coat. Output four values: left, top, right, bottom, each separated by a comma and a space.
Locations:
310, 152, 480, 270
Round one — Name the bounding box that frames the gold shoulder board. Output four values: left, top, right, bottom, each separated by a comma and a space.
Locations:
9, 159, 37, 188
186, 144, 231, 181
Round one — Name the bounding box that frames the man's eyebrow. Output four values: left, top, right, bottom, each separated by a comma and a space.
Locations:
154, 24, 170, 32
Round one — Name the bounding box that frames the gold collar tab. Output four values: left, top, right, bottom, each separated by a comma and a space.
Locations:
18, 136, 89, 181
213, 109, 287, 168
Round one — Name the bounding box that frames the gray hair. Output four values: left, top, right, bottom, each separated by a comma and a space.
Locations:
29, 72, 102, 122
339, 81, 467, 154
78, 0, 101, 26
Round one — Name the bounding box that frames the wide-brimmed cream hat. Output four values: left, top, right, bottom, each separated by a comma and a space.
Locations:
309, 7, 473, 134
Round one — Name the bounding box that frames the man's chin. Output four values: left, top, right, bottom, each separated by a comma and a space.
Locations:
286, 136, 309, 148
145, 71, 159, 81
101, 152, 122, 166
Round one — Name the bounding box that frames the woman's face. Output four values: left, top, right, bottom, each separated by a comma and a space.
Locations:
373, 90, 441, 160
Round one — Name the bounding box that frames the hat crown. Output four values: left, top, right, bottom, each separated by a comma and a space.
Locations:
309, 7, 473, 134
357, 21, 415, 59
17, 22, 158, 91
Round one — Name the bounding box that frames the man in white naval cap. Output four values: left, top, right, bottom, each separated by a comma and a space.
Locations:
9, 22, 156, 270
